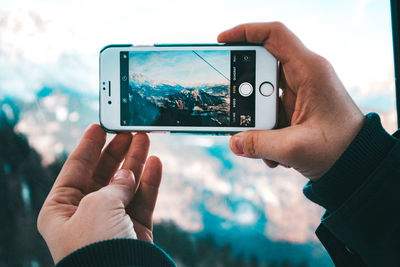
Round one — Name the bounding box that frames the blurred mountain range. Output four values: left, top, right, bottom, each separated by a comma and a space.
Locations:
0, 86, 333, 266
0, 13, 330, 264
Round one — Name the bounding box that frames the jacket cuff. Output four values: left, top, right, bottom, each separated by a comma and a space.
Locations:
56, 239, 176, 267
303, 113, 396, 212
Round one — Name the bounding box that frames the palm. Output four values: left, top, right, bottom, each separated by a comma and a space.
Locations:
38, 125, 162, 263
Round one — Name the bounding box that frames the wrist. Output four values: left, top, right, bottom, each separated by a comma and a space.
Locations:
302, 111, 365, 182
303, 113, 396, 211
319, 111, 365, 180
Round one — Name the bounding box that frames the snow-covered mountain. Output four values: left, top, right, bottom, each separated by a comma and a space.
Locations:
130, 73, 229, 95
130, 73, 182, 88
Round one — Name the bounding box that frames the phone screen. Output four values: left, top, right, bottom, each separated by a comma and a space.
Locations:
120, 50, 255, 127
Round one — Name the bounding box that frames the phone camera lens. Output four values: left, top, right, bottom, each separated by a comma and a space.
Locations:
103, 87, 106, 90
108, 101, 112, 104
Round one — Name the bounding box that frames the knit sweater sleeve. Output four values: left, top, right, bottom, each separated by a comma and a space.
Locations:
56, 239, 176, 267
303, 112, 400, 266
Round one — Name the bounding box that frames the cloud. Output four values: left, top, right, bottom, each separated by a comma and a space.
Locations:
375, 108, 397, 134
0, 9, 98, 99
17, 103, 325, 243
148, 133, 324, 243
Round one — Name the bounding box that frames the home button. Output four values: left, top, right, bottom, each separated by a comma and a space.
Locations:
259, 82, 274, 96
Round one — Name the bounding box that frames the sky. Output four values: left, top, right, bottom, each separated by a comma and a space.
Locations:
129, 50, 230, 85
0, 0, 395, 108
0, 0, 397, 264
1, 0, 395, 132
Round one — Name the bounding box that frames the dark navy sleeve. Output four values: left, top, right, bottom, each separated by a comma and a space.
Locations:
303, 113, 400, 266
56, 239, 176, 267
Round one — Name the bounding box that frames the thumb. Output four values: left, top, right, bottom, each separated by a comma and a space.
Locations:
230, 128, 295, 163
98, 169, 136, 207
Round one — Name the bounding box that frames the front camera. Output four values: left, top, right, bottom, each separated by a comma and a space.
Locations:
108, 101, 112, 104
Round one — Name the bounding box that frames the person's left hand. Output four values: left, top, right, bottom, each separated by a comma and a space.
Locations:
37, 125, 162, 264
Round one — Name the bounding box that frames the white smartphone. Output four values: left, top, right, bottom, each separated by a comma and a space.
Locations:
99, 44, 278, 134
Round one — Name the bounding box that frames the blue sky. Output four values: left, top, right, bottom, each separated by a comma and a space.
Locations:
0, 0, 394, 111
129, 50, 230, 85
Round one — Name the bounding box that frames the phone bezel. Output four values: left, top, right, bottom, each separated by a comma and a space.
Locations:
99, 44, 278, 134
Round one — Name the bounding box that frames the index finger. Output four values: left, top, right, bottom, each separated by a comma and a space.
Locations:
53, 124, 106, 194
217, 22, 308, 63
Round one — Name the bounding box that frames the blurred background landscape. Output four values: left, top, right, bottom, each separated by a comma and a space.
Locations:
0, 0, 396, 266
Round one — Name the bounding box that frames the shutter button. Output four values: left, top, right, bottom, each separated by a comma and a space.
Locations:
239, 82, 253, 97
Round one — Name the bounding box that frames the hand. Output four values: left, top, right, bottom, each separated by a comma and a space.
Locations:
218, 22, 365, 181
37, 125, 162, 264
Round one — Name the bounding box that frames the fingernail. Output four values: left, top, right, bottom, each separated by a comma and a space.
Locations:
231, 136, 244, 154
113, 169, 131, 181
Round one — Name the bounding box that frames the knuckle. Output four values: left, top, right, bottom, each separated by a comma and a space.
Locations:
80, 191, 119, 211
243, 133, 260, 157
313, 55, 332, 70
302, 54, 334, 82
37, 209, 45, 235
79, 192, 100, 208
101, 193, 121, 207
270, 21, 287, 32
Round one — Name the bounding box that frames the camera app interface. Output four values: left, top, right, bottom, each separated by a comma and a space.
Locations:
120, 49, 255, 127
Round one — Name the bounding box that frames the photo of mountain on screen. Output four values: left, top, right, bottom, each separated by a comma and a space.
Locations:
120, 50, 255, 127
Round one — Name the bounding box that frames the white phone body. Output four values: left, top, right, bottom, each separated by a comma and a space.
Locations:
99, 44, 278, 134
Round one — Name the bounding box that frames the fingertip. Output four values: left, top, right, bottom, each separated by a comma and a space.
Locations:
148, 155, 162, 165
84, 124, 106, 138
79, 124, 106, 150
100, 168, 137, 207
115, 132, 133, 143
217, 27, 240, 43
112, 169, 136, 186
133, 132, 150, 145
217, 31, 228, 43
147, 155, 163, 174
141, 156, 162, 187
229, 135, 244, 155
86, 123, 103, 132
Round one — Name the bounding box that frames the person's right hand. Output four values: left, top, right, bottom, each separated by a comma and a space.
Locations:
218, 22, 365, 181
